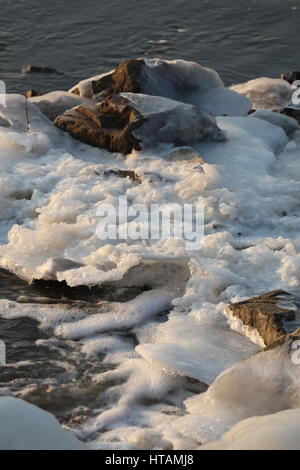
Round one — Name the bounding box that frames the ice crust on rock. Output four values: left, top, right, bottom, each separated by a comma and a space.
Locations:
70, 59, 251, 117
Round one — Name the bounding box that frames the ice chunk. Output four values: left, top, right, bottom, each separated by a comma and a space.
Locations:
0, 397, 87, 450
201, 409, 300, 450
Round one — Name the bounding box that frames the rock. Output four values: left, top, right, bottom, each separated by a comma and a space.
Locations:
29, 91, 93, 121
281, 71, 300, 84
249, 109, 299, 136
24, 89, 44, 98
228, 290, 300, 346
102, 169, 142, 184
69, 58, 251, 116
22, 65, 62, 75
54, 93, 225, 154
231, 77, 293, 111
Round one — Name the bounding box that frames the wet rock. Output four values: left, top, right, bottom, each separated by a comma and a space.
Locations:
281, 71, 300, 84
24, 89, 44, 98
69, 58, 251, 116
22, 65, 62, 75
102, 169, 142, 184
228, 290, 300, 346
54, 93, 225, 154
29, 91, 93, 121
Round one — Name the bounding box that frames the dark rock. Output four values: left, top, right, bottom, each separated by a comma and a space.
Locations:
24, 89, 44, 98
282, 107, 300, 124
54, 93, 224, 154
103, 169, 142, 184
228, 290, 300, 346
281, 71, 300, 84
91, 59, 143, 96
54, 95, 143, 154
22, 65, 62, 75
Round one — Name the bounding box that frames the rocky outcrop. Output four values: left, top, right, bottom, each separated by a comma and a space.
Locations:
69, 58, 251, 117
228, 290, 300, 346
54, 93, 225, 154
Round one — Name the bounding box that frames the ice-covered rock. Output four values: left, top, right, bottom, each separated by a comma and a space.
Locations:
249, 109, 299, 136
0, 94, 68, 160
0, 397, 87, 450
29, 91, 93, 121
54, 93, 225, 153
201, 408, 300, 450
172, 328, 300, 445
69, 58, 251, 117
231, 77, 293, 111
228, 290, 300, 346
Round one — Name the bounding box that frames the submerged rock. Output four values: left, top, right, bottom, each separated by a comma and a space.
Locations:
24, 89, 44, 98
22, 65, 62, 75
69, 58, 251, 116
228, 290, 300, 346
54, 93, 225, 154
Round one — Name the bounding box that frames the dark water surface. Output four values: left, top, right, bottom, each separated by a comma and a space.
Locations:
1, 0, 300, 94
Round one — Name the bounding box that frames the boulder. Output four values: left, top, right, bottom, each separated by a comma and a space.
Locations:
228, 290, 300, 346
54, 93, 225, 154
69, 58, 251, 116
